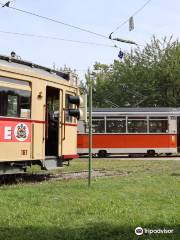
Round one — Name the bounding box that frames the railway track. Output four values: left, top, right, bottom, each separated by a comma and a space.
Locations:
0, 169, 125, 185
0, 156, 179, 185
80, 155, 180, 159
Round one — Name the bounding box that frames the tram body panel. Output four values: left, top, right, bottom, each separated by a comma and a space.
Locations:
0, 54, 79, 173
78, 134, 177, 154
31, 123, 44, 160
0, 142, 31, 161
30, 80, 46, 160
78, 109, 180, 156
62, 124, 78, 157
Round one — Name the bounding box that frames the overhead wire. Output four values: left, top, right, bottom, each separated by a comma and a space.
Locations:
0, 29, 118, 48
111, 0, 153, 34
0, 2, 109, 40
0, 1, 142, 47
0, 0, 148, 56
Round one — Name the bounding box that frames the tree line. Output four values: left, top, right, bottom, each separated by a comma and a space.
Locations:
80, 36, 180, 108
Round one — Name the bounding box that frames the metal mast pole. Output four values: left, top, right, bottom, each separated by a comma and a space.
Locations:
88, 76, 92, 187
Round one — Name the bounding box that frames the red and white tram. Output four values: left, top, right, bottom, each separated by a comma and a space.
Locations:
77, 108, 180, 157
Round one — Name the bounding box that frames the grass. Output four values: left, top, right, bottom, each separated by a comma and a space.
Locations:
0, 159, 180, 240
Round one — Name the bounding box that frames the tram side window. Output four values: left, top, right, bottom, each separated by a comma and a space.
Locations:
149, 118, 168, 133
128, 119, 147, 133
7, 95, 18, 117
78, 120, 86, 133
90, 117, 105, 133
0, 87, 31, 118
106, 119, 126, 133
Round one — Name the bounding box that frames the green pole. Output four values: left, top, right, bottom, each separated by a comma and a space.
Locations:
88, 77, 92, 187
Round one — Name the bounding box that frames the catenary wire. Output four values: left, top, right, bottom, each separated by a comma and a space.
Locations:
0, 2, 109, 40
0, 29, 118, 48
0, 1, 142, 46
111, 0, 153, 34
0, 1, 146, 48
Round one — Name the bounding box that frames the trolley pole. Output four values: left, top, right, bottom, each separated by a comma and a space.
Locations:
88, 76, 92, 187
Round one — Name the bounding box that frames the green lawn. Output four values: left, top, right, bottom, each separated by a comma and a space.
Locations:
0, 159, 180, 240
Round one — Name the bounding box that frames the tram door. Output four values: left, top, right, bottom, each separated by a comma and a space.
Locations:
45, 87, 60, 156
177, 117, 180, 152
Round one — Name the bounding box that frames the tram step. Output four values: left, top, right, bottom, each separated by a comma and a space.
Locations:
43, 156, 63, 170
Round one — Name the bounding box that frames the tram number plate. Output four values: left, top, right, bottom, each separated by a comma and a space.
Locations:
21, 149, 28, 156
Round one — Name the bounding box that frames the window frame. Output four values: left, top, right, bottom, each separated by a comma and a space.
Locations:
127, 118, 148, 133
82, 114, 170, 135
148, 117, 169, 133
106, 118, 126, 133
91, 117, 105, 133
0, 77, 31, 119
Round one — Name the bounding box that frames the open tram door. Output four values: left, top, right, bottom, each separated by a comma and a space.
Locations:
44, 86, 62, 168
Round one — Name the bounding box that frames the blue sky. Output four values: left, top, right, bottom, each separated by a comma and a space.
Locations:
0, 0, 180, 80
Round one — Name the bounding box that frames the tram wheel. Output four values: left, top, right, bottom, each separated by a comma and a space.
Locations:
165, 153, 172, 156
147, 149, 156, 157
98, 150, 107, 158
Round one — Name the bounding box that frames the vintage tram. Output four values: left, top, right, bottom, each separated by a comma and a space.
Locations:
77, 108, 180, 157
0, 54, 79, 174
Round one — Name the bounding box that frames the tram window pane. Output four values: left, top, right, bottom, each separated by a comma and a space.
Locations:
106, 116, 126, 119
149, 116, 168, 120
92, 116, 104, 120
85, 123, 90, 133
0, 87, 31, 118
106, 119, 126, 133
7, 95, 18, 117
128, 120, 147, 133
149, 120, 168, 133
0, 76, 31, 86
47, 98, 59, 112
128, 116, 147, 119
92, 120, 105, 133
78, 121, 86, 133
46, 89, 59, 123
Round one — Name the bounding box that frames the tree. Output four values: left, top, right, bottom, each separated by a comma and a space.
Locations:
82, 36, 180, 107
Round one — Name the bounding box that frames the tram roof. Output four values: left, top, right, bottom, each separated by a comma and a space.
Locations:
92, 107, 180, 115
0, 54, 71, 81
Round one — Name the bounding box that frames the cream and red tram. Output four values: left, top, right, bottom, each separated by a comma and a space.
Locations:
0, 54, 79, 174
78, 108, 180, 157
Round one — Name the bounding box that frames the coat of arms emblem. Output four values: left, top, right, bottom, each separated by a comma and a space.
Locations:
14, 123, 29, 141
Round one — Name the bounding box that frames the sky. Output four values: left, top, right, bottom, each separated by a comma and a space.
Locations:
0, 0, 180, 80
